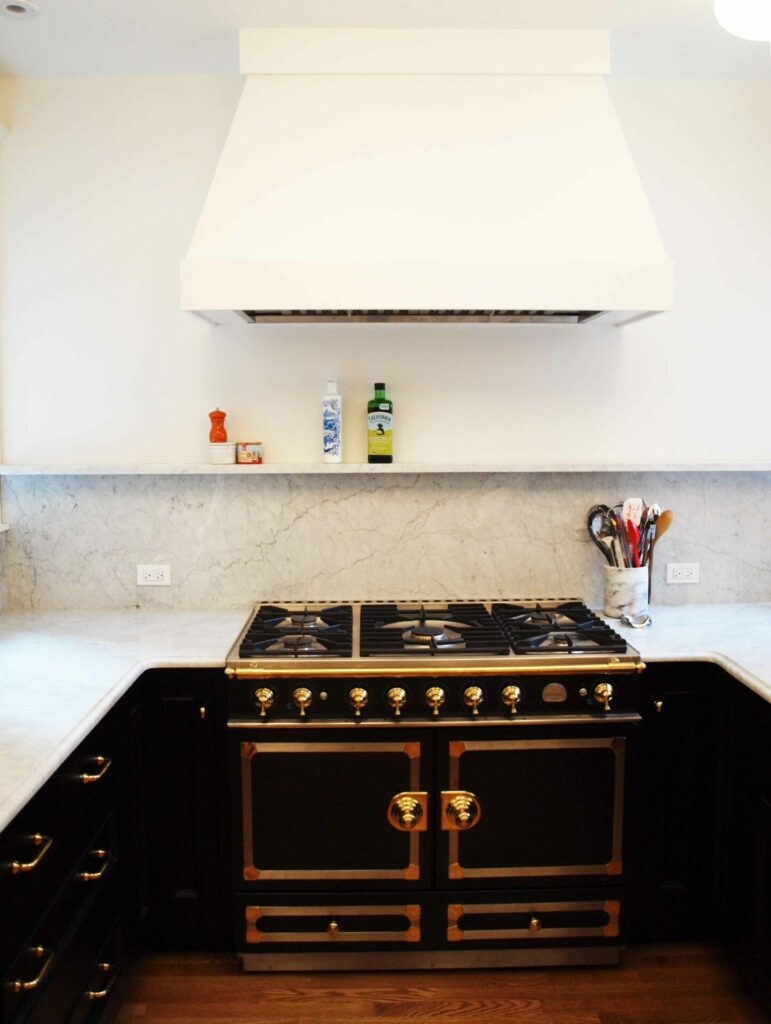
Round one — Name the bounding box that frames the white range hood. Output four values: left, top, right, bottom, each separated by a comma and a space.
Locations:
182, 29, 674, 326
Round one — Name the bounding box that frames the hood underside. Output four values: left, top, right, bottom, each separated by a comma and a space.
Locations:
182, 29, 674, 327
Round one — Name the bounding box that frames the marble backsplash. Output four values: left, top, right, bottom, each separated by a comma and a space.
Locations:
1, 472, 769, 611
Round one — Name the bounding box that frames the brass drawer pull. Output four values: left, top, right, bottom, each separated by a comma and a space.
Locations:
12, 946, 54, 992
79, 756, 112, 784
77, 849, 110, 882
10, 833, 53, 875
86, 962, 118, 1001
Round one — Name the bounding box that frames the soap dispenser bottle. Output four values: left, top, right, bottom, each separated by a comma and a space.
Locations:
322, 378, 343, 463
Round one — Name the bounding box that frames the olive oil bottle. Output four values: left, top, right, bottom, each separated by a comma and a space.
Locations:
367, 382, 393, 463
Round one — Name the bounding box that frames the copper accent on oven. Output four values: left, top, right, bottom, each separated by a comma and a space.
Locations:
245, 904, 421, 945
446, 900, 621, 942
445, 738, 625, 880
240, 741, 424, 882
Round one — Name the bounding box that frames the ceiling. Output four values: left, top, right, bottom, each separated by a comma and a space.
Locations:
0, 0, 769, 77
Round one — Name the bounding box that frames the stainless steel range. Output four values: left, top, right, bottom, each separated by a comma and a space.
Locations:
225, 599, 644, 973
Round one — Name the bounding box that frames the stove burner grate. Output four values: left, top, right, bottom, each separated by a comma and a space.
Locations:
239, 604, 353, 658
360, 603, 509, 657
493, 601, 627, 655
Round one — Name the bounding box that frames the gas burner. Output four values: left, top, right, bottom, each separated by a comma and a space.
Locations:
493, 601, 628, 655
499, 601, 595, 630
360, 603, 509, 657
238, 604, 353, 657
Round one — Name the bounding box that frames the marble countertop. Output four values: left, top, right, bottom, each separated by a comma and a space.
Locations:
1, 603, 770, 834
0, 609, 250, 833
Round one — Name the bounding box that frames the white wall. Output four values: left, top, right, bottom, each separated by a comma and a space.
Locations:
1, 76, 770, 466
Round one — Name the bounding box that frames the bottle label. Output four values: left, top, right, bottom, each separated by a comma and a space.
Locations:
367, 411, 393, 456
323, 397, 342, 456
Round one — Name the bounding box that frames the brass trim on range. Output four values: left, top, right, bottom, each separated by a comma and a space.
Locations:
228, 713, 642, 730
227, 661, 645, 680
240, 741, 423, 882
245, 904, 421, 945
445, 738, 626, 880
447, 900, 621, 942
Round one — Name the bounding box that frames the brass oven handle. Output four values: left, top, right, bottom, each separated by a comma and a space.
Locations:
76, 849, 110, 882
441, 791, 482, 831
86, 962, 118, 1001
80, 755, 112, 784
9, 833, 53, 875
12, 946, 54, 992
387, 792, 428, 832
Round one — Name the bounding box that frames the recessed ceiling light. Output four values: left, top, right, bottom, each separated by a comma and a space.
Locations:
1, 0, 39, 17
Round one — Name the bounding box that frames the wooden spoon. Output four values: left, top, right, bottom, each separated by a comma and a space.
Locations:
647, 509, 673, 600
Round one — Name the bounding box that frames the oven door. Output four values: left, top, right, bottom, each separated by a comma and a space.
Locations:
436, 723, 635, 889
233, 729, 432, 890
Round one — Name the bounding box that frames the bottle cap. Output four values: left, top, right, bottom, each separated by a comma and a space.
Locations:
326, 378, 338, 394
374, 382, 385, 389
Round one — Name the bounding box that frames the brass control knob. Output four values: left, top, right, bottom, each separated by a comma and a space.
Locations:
594, 681, 614, 712
348, 687, 369, 718
501, 685, 522, 715
292, 687, 313, 717
253, 688, 274, 719
463, 685, 484, 717
386, 687, 408, 717
424, 686, 446, 717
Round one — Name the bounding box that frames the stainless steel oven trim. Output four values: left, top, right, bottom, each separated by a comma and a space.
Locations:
245, 904, 421, 944
229, 714, 641, 729
445, 737, 626, 879
447, 899, 620, 942
240, 741, 423, 881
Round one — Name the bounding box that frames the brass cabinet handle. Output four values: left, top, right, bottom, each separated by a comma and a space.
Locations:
654, 700, 664, 714
441, 791, 482, 831
199, 706, 207, 720
86, 962, 118, 1001
387, 791, 428, 832
80, 755, 112, 784
9, 833, 53, 875
76, 848, 110, 882
12, 946, 54, 992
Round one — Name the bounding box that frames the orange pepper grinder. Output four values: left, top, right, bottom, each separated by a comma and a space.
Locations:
208, 408, 228, 442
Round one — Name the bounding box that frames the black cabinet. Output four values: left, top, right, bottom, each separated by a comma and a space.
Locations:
141, 670, 229, 949
632, 662, 723, 942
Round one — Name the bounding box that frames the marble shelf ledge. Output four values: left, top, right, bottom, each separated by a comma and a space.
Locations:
1, 461, 771, 476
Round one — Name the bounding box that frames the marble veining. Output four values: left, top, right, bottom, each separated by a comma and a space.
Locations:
2, 472, 770, 611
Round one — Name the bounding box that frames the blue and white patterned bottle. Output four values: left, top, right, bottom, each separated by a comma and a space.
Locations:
322, 378, 342, 463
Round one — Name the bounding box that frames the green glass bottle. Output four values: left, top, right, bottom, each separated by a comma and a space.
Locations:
367, 382, 393, 463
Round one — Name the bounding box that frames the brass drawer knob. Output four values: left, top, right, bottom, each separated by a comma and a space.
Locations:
529, 916, 541, 932
327, 920, 340, 934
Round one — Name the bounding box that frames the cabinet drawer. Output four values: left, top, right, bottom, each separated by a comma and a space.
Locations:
0, 816, 118, 1023
239, 896, 422, 950
447, 898, 620, 944
66, 920, 122, 1024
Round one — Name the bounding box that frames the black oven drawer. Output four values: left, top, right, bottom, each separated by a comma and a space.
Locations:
443, 890, 624, 947
237, 895, 423, 951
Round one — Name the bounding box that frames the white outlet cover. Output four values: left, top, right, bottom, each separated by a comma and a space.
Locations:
136, 564, 171, 586
666, 562, 700, 584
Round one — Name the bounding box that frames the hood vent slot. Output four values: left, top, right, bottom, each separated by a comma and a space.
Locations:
244, 310, 602, 324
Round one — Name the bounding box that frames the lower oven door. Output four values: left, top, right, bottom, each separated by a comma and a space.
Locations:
234, 729, 431, 890
437, 724, 634, 888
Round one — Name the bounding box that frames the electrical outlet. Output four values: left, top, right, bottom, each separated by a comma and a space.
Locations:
666, 562, 700, 585
136, 564, 171, 586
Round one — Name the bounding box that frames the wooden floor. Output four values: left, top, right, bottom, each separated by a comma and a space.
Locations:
115, 943, 767, 1024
